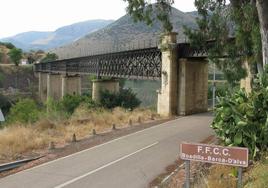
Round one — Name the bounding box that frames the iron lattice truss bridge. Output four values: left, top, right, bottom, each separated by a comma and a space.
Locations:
35, 43, 208, 80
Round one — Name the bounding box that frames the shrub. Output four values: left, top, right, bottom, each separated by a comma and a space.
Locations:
60, 94, 84, 114
0, 94, 11, 115
46, 95, 96, 119
100, 88, 141, 110
45, 97, 69, 121
208, 82, 229, 99
211, 70, 268, 159
8, 99, 39, 124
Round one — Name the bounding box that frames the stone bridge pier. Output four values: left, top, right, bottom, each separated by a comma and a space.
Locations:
38, 73, 82, 102
92, 79, 120, 102
157, 32, 208, 116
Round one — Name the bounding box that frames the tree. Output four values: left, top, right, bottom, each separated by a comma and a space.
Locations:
123, 0, 268, 85
123, 0, 174, 32
25, 51, 37, 64
8, 48, 22, 66
40, 53, 58, 63
0, 42, 15, 49
255, 0, 268, 67
183, 0, 268, 85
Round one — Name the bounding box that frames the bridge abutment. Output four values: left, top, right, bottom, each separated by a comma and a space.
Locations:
177, 58, 208, 115
157, 33, 208, 116
157, 32, 178, 116
92, 79, 120, 102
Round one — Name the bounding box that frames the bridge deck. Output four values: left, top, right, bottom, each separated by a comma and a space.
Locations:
35, 43, 207, 79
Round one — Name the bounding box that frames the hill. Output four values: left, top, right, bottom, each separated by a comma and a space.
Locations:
0, 44, 12, 64
52, 8, 197, 59
1, 20, 114, 51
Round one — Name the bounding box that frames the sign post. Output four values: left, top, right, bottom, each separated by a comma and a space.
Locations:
180, 142, 248, 188
185, 160, 190, 188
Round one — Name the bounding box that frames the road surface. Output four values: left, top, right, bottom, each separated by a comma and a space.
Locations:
0, 113, 213, 188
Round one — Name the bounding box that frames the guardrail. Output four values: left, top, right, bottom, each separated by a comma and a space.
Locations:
0, 156, 43, 173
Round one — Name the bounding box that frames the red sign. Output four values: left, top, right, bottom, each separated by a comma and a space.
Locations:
180, 142, 248, 167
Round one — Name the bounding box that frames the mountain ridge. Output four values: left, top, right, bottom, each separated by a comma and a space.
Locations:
52, 8, 197, 59
1, 19, 114, 51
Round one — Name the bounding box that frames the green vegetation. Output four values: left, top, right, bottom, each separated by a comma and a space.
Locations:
0, 51, 3, 63
8, 48, 22, 66
211, 68, 268, 159
0, 42, 15, 49
8, 99, 39, 124
4, 87, 141, 125
244, 154, 268, 188
123, 0, 174, 32
207, 82, 229, 100
0, 94, 11, 115
40, 53, 58, 63
100, 89, 141, 110
0, 73, 4, 87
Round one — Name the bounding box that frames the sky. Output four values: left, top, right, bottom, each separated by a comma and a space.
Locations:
0, 0, 196, 39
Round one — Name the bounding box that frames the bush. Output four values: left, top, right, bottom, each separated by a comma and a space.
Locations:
100, 88, 141, 110
0, 94, 11, 115
60, 94, 84, 114
208, 82, 229, 99
46, 95, 96, 118
211, 71, 268, 159
8, 99, 39, 124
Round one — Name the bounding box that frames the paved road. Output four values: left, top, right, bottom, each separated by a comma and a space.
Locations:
0, 113, 213, 188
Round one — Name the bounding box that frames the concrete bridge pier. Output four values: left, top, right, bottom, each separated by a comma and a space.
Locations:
157, 32, 178, 116
61, 75, 82, 97
38, 73, 82, 102
47, 73, 62, 101
92, 79, 120, 102
157, 32, 208, 117
177, 58, 208, 115
38, 72, 48, 102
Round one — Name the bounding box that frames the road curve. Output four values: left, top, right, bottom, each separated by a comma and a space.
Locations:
0, 113, 213, 188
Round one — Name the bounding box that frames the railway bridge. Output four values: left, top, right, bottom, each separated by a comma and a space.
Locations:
35, 32, 213, 116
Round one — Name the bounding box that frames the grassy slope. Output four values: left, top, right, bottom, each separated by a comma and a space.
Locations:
200, 155, 268, 188
0, 106, 157, 162
244, 156, 268, 188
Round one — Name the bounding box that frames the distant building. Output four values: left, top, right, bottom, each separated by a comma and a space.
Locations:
21, 59, 29, 65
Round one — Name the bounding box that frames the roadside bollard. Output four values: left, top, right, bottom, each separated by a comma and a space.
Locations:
72, 133, 77, 142
128, 119, 132, 126
48, 141, 55, 150
112, 124, 116, 130
92, 129, 96, 135
150, 114, 154, 120
138, 116, 142, 124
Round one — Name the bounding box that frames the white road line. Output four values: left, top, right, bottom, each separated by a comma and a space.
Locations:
5, 117, 185, 176
54, 142, 159, 188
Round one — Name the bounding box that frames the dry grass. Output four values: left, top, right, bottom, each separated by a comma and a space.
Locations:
0, 106, 159, 161
0, 126, 49, 160
244, 156, 268, 188
205, 165, 237, 188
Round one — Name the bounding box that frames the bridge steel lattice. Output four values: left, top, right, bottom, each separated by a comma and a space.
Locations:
34, 43, 208, 80
35, 47, 162, 80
